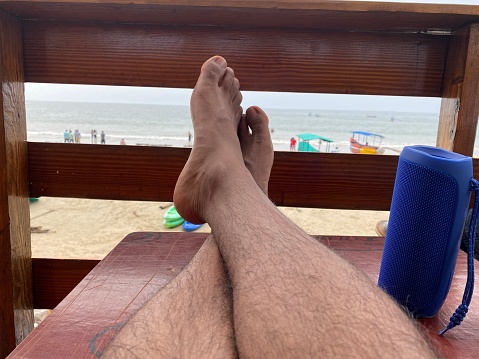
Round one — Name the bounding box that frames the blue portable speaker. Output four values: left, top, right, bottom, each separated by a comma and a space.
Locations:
378, 145, 473, 319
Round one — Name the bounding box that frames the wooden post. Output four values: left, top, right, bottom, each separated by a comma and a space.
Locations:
0, 58, 15, 358
437, 23, 479, 156
0, 9, 33, 357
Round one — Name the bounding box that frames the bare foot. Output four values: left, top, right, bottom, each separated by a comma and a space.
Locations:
174, 56, 248, 224
238, 106, 274, 195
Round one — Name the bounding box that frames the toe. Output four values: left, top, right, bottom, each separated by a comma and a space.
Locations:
230, 78, 240, 100
235, 106, 243, 127
199, 56, 227, 83
233, 90, 243, 108
245, 106, 269, 135
220, 67, 235, 92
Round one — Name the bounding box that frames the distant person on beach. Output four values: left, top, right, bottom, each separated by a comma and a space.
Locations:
68, 130, 74, 143
290, 137, 297, 151
74, 129, 81, 143
91, 129, 97, 144
63, 130, 69, 143
120, 138, 126, 145
101, 131, 106, 144
104, 56, 436, 359
188, 131, 192, 143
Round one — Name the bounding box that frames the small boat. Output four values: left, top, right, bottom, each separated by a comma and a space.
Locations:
349, 131, 384, 154
297, 133, 334, 153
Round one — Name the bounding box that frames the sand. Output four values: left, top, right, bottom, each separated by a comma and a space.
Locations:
29, 197, 389, 259
30, 197, 389, 322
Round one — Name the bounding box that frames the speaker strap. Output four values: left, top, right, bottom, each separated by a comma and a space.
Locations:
440, 178, 479, 335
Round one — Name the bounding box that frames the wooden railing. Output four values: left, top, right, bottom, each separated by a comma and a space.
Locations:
3, 1, 479, 357
26, 142, 479, 210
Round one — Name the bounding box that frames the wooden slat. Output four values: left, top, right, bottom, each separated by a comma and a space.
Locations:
10, 232, 479, 358
2, 1, 479, 32
28, 143, 187, 203
0, 14, 15, 357
437, 24, 479, 156
0, 9, 33, 354
27, 143, 399, 210
32, 258, 100, 309
22, 21, 448, 97
28, 143, 479, 211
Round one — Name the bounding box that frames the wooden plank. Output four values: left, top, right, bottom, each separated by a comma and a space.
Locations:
0, 17, 15, 358
0, 9, 34, 353
32, 258, 100, 309
8, 232, 479, 358
437, 24, 479, 156
22, 21, 448, 97
28, 142, 400, 210
28, 143, 479, 210
28, 143, 187, 203
1, 1, 479, 32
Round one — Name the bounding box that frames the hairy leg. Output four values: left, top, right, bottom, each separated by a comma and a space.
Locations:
102, 235, 235, 359
174, 56, 436, 358
103, 59, 274, 358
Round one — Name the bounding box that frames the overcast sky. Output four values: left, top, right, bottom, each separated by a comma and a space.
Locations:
24, 0, 479, 113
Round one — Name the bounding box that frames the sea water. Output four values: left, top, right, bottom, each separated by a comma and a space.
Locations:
25, 101, 479, 156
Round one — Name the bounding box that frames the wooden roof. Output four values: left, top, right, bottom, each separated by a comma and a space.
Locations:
0, 1, 478, 32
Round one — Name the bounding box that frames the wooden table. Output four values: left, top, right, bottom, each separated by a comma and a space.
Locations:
7, 232, 479, 358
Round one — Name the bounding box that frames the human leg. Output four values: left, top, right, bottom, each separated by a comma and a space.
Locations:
102, 234, 235, 359
103, 59, 274, 358
174, 56, 436, 358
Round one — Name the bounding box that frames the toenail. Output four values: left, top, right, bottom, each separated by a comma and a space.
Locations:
247, 106, 259, 116
212, 56, 226, 65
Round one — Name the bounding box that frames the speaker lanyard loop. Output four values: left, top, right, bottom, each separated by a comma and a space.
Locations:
440, 178, 479, 335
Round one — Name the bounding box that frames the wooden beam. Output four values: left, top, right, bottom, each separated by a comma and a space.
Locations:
0, 9, 34, 354
22, 21, 448, 97
28, 143, 401, 211
11, 232, 479, 358
28, 143, 479, 210
437, 23, 479, 156
0, 14, 15, 357
2, 1, 479, 33
32, 258, 99, 309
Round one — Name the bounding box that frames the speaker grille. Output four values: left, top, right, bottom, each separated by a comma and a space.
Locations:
379, 158, 458, 311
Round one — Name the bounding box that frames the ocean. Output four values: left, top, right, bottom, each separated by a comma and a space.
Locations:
25, 101, 479, 156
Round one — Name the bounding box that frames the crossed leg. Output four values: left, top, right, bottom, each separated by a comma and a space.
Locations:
173, 56, 436, 358
105, 56, 436, 358
103, 61, 273, 358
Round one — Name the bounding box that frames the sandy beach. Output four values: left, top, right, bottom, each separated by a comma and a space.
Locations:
30, 197, 389, 259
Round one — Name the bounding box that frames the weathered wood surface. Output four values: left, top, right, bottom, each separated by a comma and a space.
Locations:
27, 143, 479, 210
0, 18, 15, 357
7, 232, 479, 358
2, 1, 479, 357
32, 258, 100, 309
21, 21, 448, 96
437, 24, 479, 156
0, 8, 33, 356
28, 143, 400, 210
1, 1, 479, 32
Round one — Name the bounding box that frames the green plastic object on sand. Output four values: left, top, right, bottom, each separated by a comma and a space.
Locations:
163, 205, 184, 228
163, 217, 185, 228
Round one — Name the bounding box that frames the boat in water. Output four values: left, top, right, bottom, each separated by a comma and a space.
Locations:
349, 131, 384, 154
297, 133, 334, 153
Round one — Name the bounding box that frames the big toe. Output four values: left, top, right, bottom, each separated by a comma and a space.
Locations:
198, 56, 228, 84
245, 106, 270, 137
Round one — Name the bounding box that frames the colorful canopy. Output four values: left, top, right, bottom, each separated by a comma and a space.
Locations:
297, 133, 334, 142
